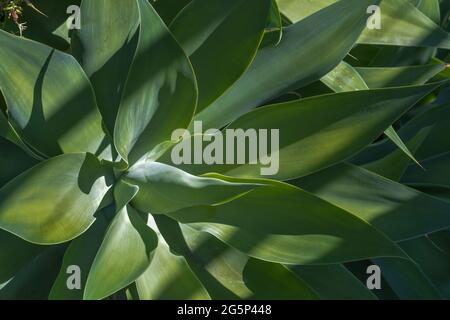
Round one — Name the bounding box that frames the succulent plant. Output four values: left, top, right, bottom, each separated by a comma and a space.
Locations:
0, 0, 449, 300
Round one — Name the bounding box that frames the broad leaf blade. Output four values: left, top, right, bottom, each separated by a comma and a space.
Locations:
293, 163, 450, 241
180, 82, 442, 180
123, 162, 260, 214
72, 0, 140, 136
114, 0, 198, 166
49, 213, 112, 300
243, 259, 320, 300
167, 184, 405, 265
170, 0, 271, 113
0, 153, 113, 244
0, 30, 110, 158
195, 0, 380, 129
84, 206, 158, 300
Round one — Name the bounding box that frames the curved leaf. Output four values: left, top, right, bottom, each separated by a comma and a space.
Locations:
72, 0, 139, 136
155, 215, 251, 299
289, 264, 377, 300
243, 258, 320, 300
0, 30, 110, 158
293, 162, 450, 241
114, 0, 198, 166
167, 184, 405, 264
3, 0, 80, 51
358, 0, 450, 48
0, 246, 66, 300
152, 0, 192, 24
371, 257, 443, 299
0, 231, 44, 284
321, 62, 419, 165
321, 61, 369, 92
399, 236, 450, 298
123, 162, 260, 214
351, 102, 450, 164
278, 0, 450, 49
403, 151, 450, 188
136, 216, 210, 300
195, 0, 380, 129
355, 64, 446, 89
179, 82, 442, 180
0, 153, 113, 244
0, 111, 42, 160
0, 137, 38, 188
48, 210, 113, 300
84, 207, 158, 300
363, 127, 430, 180
170, 0, 271, 113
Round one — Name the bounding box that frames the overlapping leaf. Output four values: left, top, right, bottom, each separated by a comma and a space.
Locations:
0, 153, 113, 244
166, 184, 405, 265
114, 0, 198, 166
0, 30, 110, 158
170, 0, 270, 114
195, 0, 381, 129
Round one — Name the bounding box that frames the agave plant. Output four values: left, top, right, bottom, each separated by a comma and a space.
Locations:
0, 0, 449, 300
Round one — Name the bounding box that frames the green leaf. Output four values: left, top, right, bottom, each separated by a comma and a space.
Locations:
136, 218, 210, 300
170, 0, 271, 114
293, 162, 450, 241
136, 244, 210, 300
401, 102, 450, 160
321, 62, 369, 92
289, 264, 377, 300
0, 111, 42, 160
6, 0, 80, 51
152, 0, 192, 25
413, 185, 450, 202
181, 82, 442, 181
410, 0, 441, 24
371, 257, 443, 299
399, 236, 450, 298
0, 246, 66, 300
368, 46, 437, 68
48, 210, 113, 300
195, 0, 380, 129
84, 207, 158, 300
122, 161, 260, 214
0, 153, 113, 244
403, 151, 450, 188
363, 127, 430, 180
0, 230, 44, 284
265, 0, 283, 46
114, 179, 140, 211
0, 30, 110, 158
359, 0, 450, 48
278, 0, 450, 49
71, 0, 139, 136
167, 184, 405, 264
385, 126, 422, 166
243, 258, 320, 299
0, 137, 38, 188
321, 62, 420, 166
114, 0, 198, 166
355, 64, 446, 89
276, 0, 336, 22
155, 215, 251, 299
351, 102, 450, 164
